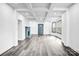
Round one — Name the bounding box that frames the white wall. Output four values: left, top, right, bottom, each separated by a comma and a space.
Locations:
29, 21, 38, 35
18, 20, 22, 40
0, 4, 26, 54
62, 3, 79, 50
25, 21, 38, 35
16, 13, 25, 40
0, 4, 18, 54
44, 21, 51, 34
25, 20, 51, 35
62, 10, 70, 46
68, 4, 79, 49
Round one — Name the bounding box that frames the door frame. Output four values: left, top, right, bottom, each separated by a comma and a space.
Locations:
38, 24, 44, 35
25, 27, 30, 38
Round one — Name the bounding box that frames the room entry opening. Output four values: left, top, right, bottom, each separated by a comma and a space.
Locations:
25, 27, 30, 38
38, 24, 44, 36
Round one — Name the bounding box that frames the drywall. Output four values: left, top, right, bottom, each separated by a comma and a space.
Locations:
62, 4, 79, 50
25, 20, 51, 35
25, 21, 38, 35
16, 13, 25, 40
62, 11, 69, 46
29, 21, 38, 35
44, 21, 51, 34
18, 20, 22, 40
0, 4, 18, 54
68, 4, 79, 49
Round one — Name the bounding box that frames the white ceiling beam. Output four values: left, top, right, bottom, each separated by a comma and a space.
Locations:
45, 4, 54, 20
28, 3, 46, 21
53, 7, 67, 11
29, 3, 32, 9
25, 16, 34, 18
45, 4, 67, 20
25, 17, 45, 18
16, 9, 29, 11
28, 3, 38, 20
32, 8, 49, 12
16, 8, 48, 12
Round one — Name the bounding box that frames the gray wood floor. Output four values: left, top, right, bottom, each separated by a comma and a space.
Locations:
1, 35, 69, 56
18, 35, 68, 56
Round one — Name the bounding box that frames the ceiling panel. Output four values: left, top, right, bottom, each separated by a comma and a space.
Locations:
8, 3, 29, 9
8, 3, 73, 21
18, 11, 33, 18
51, 3, 73, 8
32, 3, 50, 9
34, 11, 46, 18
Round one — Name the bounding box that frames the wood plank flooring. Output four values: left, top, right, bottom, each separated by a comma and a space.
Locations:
18, 35, 68, 56
1, 35, 69, 56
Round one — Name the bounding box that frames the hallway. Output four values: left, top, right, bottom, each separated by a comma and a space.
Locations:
1, 3, 79, 56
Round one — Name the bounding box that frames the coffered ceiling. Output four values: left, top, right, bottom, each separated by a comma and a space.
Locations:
8, 3, 74, 21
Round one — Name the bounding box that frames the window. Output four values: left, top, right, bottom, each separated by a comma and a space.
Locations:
52, 20, 62, 34
52, 22, 56, 33
56, 20, 62, 34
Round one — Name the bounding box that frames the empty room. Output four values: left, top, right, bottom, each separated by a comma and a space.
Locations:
0, 3, 79, 56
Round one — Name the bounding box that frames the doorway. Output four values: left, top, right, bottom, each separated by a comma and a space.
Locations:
18, 20, 22, 40
25, 27, 30, 38
38, 24, 44, 35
